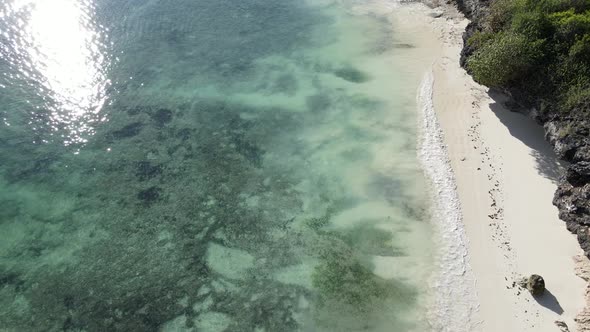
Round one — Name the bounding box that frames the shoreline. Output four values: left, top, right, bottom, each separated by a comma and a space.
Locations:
418, 69, 480, 331
381, 1, 590, 331
423, 3, 588, 332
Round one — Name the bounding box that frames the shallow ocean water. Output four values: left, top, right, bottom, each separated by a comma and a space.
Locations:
0, 0, 435, 331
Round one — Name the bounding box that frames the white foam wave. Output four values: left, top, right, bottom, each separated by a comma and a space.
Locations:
417, 70, 481, 331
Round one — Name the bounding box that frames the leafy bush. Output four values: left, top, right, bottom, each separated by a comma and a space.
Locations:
569, 34, 590, 59
485, 0, 525, 31
467, 32, 544, 87
467, 0, 590, 113
467, 31, 496, 48
549, 10, 590, 40
511, 11, 553, 39
564, 86, 590, 110
526, 0, 590, 13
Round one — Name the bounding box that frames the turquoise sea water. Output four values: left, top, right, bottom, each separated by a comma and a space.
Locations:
0, 0, 435, 331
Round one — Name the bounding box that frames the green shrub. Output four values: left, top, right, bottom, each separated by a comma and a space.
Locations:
467, 31, 496, 49
467, 32, 544, 87
569, 34, 590, 59
486, 0, 526, 32
526, 0, 590, 13
511, 11, 553, 39
563, 86, 590, 111
553, 35, 590, 93
469, 0, 590, 112
549, 10, 590, 40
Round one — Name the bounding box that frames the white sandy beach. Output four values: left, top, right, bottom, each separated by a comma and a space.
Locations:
428, 5, 589, 332
370, 1, 590, 331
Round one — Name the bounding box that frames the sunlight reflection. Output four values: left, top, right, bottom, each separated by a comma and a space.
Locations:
1, 0, 110, 146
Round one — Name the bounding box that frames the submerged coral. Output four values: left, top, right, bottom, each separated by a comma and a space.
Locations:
0, 1, 431, 330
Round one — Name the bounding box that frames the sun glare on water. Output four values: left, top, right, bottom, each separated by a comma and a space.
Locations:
1, 0, 111, 146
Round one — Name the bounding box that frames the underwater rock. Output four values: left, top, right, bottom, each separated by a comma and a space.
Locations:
125, 106, 144, 116
526, 274, 545, 296
333, 67, 370, 83
176, 128, 192, 141
137, 186, 162, 205
151, 108, 174, 127
230, 132, 264, 167
112, 122, 143, 139
0, 269, 24, 291
14, 155, 57, 180
135, 161, 163, 181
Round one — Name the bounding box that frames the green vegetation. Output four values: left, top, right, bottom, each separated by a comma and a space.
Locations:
468, 32, 544, 86
466, 0, 590, 112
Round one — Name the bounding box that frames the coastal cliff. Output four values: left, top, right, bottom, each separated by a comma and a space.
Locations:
452, 0, 590, 259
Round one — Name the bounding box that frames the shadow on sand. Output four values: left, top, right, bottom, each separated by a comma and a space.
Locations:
487, 91, 565, 183
534, 289, 564, 315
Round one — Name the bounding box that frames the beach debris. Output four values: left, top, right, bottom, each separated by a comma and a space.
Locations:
555, 320, 570, 332
392, 43, 414, 49
525, 274, 545, 296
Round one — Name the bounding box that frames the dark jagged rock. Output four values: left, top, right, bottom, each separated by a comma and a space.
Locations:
577, 227, 590, 255
453, 0, 490, 21
527, 274, 545, 296
459, 22, 480, 68
566, 162, 590, 187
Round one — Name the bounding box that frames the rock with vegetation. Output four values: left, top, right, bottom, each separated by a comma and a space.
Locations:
453, 0, 590, 258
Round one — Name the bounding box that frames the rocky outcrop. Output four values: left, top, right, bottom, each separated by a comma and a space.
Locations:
575, 254, 590, 331
452, 0, 490, 20
452, 0, 590, 259
550, 101, 590, 251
